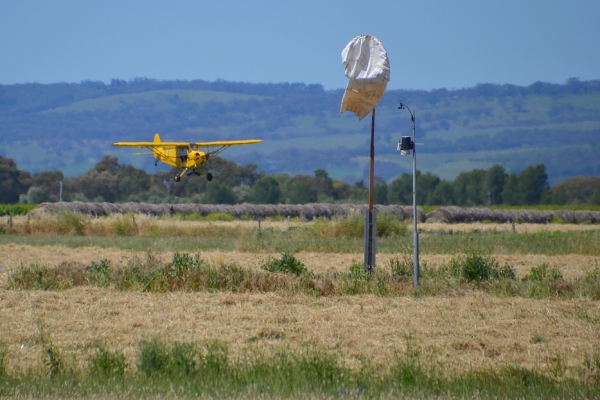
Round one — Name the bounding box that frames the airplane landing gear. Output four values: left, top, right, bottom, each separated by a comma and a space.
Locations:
206, 173, 213, 182
174, 175, 181, 182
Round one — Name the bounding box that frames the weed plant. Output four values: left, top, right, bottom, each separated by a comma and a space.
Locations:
9, 251, 600, 300
308, 213, 407, 239
56, 212, 85, 235
261, 251, 312, 277
89, 347, 127, 379
110, 215, 138, 236
0, 339, 598, 398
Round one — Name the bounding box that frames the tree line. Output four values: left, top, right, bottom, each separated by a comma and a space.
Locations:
1, 155, 599, 206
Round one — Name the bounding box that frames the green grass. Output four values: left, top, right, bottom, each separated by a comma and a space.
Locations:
8, 251, 600, 300
0, 204, 37, 216
2, 228, 599, 255
0, 338, 598, 399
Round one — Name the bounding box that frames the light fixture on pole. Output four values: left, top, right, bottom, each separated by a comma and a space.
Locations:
397, 102, 419, 287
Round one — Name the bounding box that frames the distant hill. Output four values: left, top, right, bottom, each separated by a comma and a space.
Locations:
1, 78, 599, 184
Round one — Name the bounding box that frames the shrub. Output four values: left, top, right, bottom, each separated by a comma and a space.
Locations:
336, 214, 364, 237
524, 263, 563, 281
377, 213, 408, 237
87, 259, 111, 287
111, 216, 137, 236
202, 213, 234, 222
390, 254, 413, 278
8, 262, 86, 290
262, 252, 311, 277
56, 211, 85, 235
444, 251, 515, 282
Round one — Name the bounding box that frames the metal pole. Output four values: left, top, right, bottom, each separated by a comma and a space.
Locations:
411, 111, 419, 287
366, 108, 376, 273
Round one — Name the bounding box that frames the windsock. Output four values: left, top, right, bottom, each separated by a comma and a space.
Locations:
340, 35, 390, 120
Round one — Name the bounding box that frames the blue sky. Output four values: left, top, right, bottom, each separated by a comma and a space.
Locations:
1, 0, 599, 91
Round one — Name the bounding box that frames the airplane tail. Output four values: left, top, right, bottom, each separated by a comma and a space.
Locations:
153, 133, 161, 159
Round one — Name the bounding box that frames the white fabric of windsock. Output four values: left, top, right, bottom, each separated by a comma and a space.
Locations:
340, 35, 390, 120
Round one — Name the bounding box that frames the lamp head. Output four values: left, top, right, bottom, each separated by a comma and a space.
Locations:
398, 136, 414, 155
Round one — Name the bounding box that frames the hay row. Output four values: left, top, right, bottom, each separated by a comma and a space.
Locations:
30, 202, 600, 224
31, 201, 423, 221
426, 206, 600, 224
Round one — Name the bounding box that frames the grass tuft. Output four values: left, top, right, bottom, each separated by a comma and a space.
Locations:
89, 346, 127, 379
56, 211, 85, 235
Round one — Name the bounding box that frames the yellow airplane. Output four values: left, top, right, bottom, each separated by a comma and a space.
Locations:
112, 133, 262, 182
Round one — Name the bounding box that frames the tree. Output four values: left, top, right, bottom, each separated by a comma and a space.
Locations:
416, 172, 441, 205
453, 169, 486, 206
283, 176, 317, 204
374, 182, 388, 205
314, 168, 334, 198
547, 176, 600, 205
249, 176, 281, 204
590, 186, 600, 206
518, 164, 548, 205
484, 164, 507, 205
202, 181, 236, 204
26, 170, 64, 203
0, 156, 31, 203
502, 174, 521, 206
429, 180, 454, 205
387, 172, 415, 204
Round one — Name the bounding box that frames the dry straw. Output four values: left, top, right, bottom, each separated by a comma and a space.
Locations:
30, 202, 600, 224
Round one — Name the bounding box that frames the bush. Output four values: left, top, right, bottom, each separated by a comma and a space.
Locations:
111, 215, 138, 236
262, 252, 311, 277
56, 211, 85, 235
444, 251, 515, 282
87, 259, 111, 287
377, 213, 408, 237
524, 263, 563, 281
390, 254, 413, 278
335, 214, 364, 238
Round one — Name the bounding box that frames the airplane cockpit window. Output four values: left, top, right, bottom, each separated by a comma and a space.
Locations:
177, 148, 188, 162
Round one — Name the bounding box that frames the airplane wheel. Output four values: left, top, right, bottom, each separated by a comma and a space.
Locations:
206, 173, 213, 182
174, 175, 181, 182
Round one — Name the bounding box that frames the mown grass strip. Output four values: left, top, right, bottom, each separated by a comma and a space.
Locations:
0, 338, 598, 399
2, 228, 599, 255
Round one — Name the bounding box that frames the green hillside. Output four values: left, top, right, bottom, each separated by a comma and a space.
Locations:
0, 78, 598, 184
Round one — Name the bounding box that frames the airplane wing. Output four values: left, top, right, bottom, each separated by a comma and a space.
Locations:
112, 142, 190, 148
112, 140, 262, 148
190, 139, 263, 148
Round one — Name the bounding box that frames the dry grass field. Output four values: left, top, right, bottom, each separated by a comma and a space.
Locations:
1, 217, 599, 397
